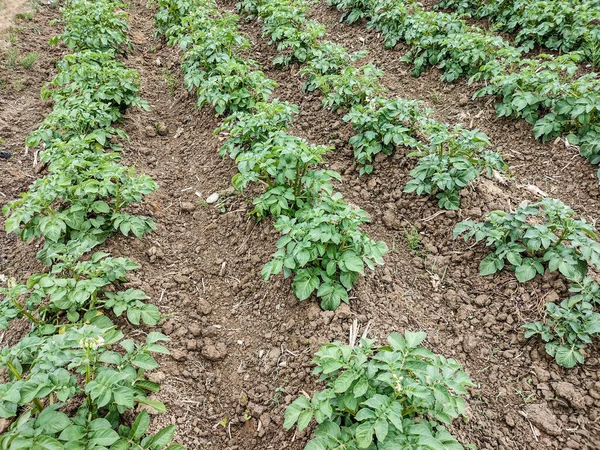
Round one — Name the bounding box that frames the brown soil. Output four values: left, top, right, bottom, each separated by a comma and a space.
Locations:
1, 1, 599, 450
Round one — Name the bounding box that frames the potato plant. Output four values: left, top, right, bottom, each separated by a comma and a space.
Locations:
216, 99, 299, 159
344, 96, 424, 174
1, 250, 159, 327
51, 0, 131, 52
454, 198, 600, 283
1, 0, 183, 447
307, 64, 385, 111
184, 55, 277, 115
523, 277, 600, 368
455, 199, 600, 367
263, 195, 387, 310
438, 0, 600, 59
343, 96, 506, 208
474, 53, 600, 166
156, 0, 388, 310
405, 125, 506, 210
232, 131, 338, 218
284, 332, 473, 448
0, 312, 177, 449
299, 41, 368, 92
325, 0, 600, 176
260, 0, 325, 66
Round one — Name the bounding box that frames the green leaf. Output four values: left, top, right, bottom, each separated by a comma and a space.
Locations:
132, 353, 158, 370
342, 251, 364, 275
353, 377, 369, 397
149, 424, 176, 448
292, 270, 320, 301
333, 370, 357, 393
515, 263, 537, 282
89, 427, 120, 447
374, 418, 388, 443
404, 331, 426, 348
37, 409, 71, 434
130, 411, 150, 441
554, 345, 584, 368
32, 436, 64, 450
284, 396, 311, 430
297, 409, 313, 431
387, 333, 405, 351
479, 254, 501, 276
355, 421, 374, 448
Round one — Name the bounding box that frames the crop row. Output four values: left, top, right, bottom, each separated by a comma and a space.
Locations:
0, 0, 183, 448
155, 0, 388, 310
238, 0, 600, 367
154, 1, 477, 448
437, 0, 600, 59
325, 0, 600, 176
238, 0, 508, 210
305, 0, 600, 367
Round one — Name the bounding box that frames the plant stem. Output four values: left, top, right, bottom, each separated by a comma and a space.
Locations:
10, 296, 42, 326
6, 361, 45, 412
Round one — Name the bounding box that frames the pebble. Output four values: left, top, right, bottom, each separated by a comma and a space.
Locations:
206, 193, 219, 204
198, 298, 213, 315
474, 294, 489, 307
170, 349, 187, 361
201, 342, 228, 361
523, 403, 561, 436
552, 382, 586, 410
144, 125, 157, 137
181, 201, 196, 212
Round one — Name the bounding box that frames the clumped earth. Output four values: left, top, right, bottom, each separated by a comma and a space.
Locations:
1, 1, 599, 449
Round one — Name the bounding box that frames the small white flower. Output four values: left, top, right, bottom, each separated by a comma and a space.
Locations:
79, 336, 105, 350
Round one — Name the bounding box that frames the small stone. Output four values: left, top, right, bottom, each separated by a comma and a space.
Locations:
382, 211, 400, 230
148, 371, 166, 383
462, 335, 479, 353
464, 207, 482, 217
170, 349, 187, 361
335, 302, 351, 319
181, 202, 196, 212
505, 414, 515, 427
145, 125, 157, 137
545, 291, 560, 304
552, 382, 586, 410
374, 152, 387, 163
523, 403, 561, 436
206, 193, 219, 204
248, 402, 266, 416
188, 323, 202, 337
202, 342, 228, 361
474, 294, 488, 307
197, 298, 212, 315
